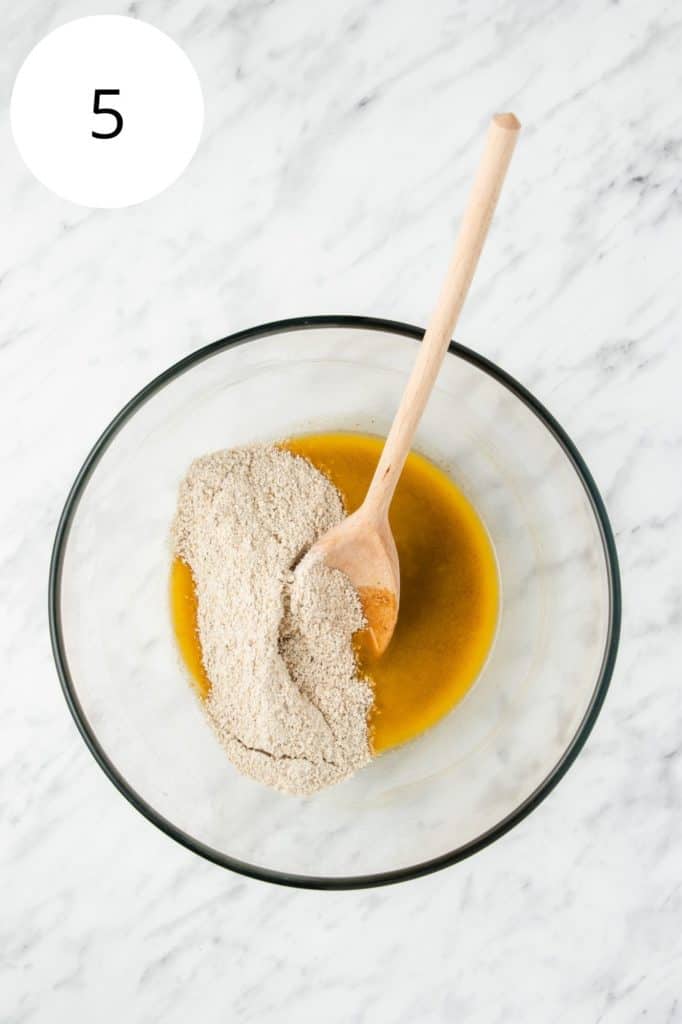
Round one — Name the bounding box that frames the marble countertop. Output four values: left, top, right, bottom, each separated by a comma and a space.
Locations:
3, 0, 681, 1020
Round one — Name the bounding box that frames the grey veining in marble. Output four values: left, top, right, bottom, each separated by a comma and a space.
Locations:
2, 0, 681, 1021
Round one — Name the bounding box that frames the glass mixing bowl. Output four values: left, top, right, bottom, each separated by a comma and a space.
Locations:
49, 317, 621, 889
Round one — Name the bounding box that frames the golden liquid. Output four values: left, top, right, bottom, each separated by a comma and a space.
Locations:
170, 433, 499, 754
169, 558, 211, 699
286, 434, 499, 751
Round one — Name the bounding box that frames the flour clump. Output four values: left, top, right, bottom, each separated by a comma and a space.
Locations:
172, 444, 372, 795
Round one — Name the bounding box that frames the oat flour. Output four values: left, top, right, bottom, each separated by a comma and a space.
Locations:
172, 444, 372, 795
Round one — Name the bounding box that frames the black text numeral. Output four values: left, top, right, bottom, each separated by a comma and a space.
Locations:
92, 89, 123, 139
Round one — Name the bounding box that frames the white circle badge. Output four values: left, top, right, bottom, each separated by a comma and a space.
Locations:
10, 16, 204, 208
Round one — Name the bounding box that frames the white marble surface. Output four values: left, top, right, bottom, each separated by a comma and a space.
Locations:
2, 0, 681, 1020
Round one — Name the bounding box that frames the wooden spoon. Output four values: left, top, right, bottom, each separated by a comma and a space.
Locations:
308, 113, 521, 655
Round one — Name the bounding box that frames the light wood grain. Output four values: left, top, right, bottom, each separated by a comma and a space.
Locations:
364, 112, 521, 518
308, 113, 521, 653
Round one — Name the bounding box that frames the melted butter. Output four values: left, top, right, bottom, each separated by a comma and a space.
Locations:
285, 434, 499, 753
170, 433, 499, 755
169, 557, 211, 699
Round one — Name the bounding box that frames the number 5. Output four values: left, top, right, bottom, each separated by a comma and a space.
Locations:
92, 89, 123, 139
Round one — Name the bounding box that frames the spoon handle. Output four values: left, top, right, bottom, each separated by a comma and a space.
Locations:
364, 113, 521, 519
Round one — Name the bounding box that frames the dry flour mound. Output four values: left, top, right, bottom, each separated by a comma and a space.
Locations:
172, 444, 372, 795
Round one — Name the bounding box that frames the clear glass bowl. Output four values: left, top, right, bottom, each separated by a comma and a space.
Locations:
49, 317, 621, 889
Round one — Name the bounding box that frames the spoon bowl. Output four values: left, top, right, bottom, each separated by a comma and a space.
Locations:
305, 508, 399, 655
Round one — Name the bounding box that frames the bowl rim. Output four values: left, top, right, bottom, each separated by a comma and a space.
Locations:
48, 314, 621, 890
